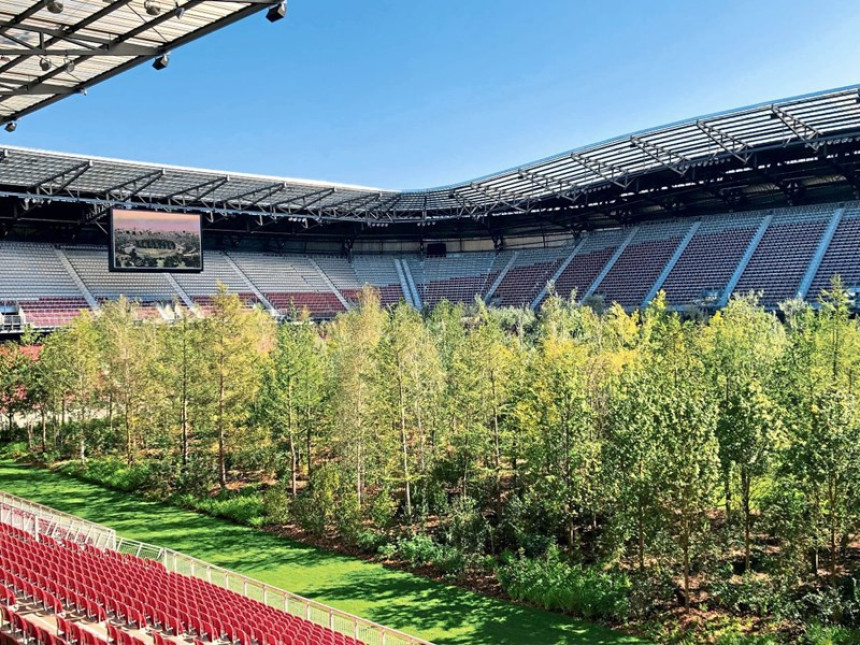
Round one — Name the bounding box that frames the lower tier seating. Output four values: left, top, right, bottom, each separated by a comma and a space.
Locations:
0, 521, 362, 645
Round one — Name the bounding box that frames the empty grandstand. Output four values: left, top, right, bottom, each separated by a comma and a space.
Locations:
0, 492, 431, 645
2, 86, 860, 331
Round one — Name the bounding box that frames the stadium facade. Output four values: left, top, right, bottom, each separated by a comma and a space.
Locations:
2, 85, 860, 331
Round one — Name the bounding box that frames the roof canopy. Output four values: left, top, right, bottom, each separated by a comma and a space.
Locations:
0, 0, 281, 124
2, 86, 860, 236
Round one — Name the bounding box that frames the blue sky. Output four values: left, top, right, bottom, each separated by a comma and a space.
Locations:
9, 0, 860, 189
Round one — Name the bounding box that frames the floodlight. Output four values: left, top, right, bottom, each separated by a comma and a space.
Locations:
174, 3, 185, 19
144, 0, 162, 16
153, 53, 170, 70
39, 58, 52, 72
64, 59, 75, 73
266, 1, 286, 22
4, 121, 17, 133
45, 0, 64, 14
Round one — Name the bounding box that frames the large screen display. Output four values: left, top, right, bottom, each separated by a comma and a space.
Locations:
110, 209, 203, 272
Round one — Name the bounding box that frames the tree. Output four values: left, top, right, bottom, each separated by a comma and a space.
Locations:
326, 286, 384, 505
657, 380, 720, 610
375, 302, 443, 526
605, 371, 666, 571
260, 312, 325, 496
789, 386, 860, 584
718, 379, 783, 572
202, 287, 274, 489
95, 297, 157, 465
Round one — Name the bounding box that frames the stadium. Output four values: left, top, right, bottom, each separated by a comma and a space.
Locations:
2, 2, 860, 645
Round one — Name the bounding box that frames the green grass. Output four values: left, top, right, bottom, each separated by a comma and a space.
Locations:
0, 460, 646, 645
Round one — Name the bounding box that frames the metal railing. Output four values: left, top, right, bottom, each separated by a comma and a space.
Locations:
0, 490, 116, 549
0, 490, 434, 645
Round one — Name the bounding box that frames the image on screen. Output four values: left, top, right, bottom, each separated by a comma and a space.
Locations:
110, 209, 203, 272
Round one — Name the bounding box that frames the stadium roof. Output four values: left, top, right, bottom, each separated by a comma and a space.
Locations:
0, 0, 283, 124
2, 85, 860, 237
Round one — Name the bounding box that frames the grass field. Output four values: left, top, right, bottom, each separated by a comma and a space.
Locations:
0, 460, 646, 645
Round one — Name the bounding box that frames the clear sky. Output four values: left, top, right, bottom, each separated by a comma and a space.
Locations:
8, 0, 860, 190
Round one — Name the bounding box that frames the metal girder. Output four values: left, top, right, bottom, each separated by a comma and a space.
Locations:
467, 182, 529, 213
0, 0, 139, 85
365, 193, 403, 218
771, 106, 823, 152
272, 187, 336, 210
0, 0, 281, 123
0, 44, 158, 57
322, 192, 383, 212
696, 120, 753, 163
517, 168, 586, 204
105, 168, 165, 196
0, 84, 84, 97
31, 160, 91, 191
164, 176, 230, 201
571, 153, 632, 188
629, 136, 691, 175
225, 182, 286, 205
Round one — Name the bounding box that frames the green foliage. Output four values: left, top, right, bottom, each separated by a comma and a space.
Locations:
58, 457, 156, 492
497, 546, 631, 621
9, 276, 860, 642
177, 489, 265, 527
803, 623, 860, 645
261, 484, 291, 524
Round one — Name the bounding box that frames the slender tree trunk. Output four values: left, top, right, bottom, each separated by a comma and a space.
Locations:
742, 469, 752, 573
829, 475, 838, 585
181, 322, 190, 473
399, 371, 412, 526
288, 382, 297, 497
40, 407, 46, 453
218, 369, 227, 490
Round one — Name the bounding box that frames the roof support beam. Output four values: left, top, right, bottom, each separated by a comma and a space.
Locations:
571, 153, 632, 189
272, 187, 337, 211
31, 160, 91, 192
517, 168, 586, 204
469, 184, 529, 213
321, 192, 383, 212
164, 176, 230, 201
225, 182, 286, 205
105, 169, 165, 197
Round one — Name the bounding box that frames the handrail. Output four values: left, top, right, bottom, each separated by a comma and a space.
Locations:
0, 490, 116, 549
0, 490, 434, 645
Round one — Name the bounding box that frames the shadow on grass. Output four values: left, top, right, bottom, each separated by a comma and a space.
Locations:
0, 460, 647, 645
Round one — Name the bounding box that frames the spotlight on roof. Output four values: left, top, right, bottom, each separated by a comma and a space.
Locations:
144, 0, 161, 15
45, 0, 64, 14
174, 2, 185, 18
4, 121, 17, 133
39, 57, 52, 72
266, 1, 286, 22
64, 58, 75, 73
153, 53, 170, 70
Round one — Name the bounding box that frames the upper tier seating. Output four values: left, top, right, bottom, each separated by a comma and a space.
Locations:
227, 253, 345, 318
406, 252, 500, 308
2, 201, 859, 323
548, 229, 628, 306
660, 214, 761, 307
0, 242, 82, 300
0, 520, 363, 645
733, 207, 833, 307
62, 247, 178, 302
349, 257, 404, 306
808, 206, 860, 297
592, 220, 693, 308
491, 247, 570, 307
172, 252, 247, 297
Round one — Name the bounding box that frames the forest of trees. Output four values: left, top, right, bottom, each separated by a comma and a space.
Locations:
2, 281, 860, 644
